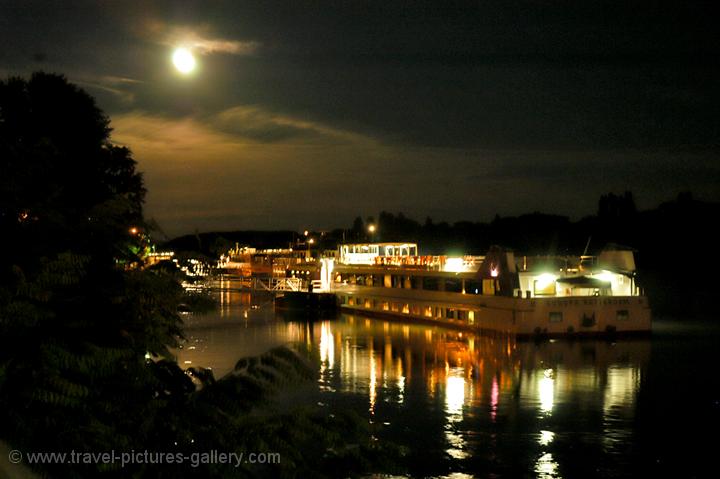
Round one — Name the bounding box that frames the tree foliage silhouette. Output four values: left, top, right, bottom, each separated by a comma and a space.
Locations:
0, 72, 185, 468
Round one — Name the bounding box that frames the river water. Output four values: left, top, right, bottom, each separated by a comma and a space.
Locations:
176, 287, 720, 478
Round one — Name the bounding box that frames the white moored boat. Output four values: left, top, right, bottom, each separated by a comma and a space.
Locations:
331, 242, 651, 338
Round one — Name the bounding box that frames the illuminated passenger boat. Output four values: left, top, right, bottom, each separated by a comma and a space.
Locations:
331, 243, 651, 338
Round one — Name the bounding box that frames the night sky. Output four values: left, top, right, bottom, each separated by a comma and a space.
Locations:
1, 1, 718, 236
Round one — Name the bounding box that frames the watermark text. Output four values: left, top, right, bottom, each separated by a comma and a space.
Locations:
8, 449, 280, 468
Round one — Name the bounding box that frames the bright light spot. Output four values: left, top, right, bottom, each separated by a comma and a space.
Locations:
535, 273, 558, 289
319, 321, 334, 369
445, 372, 466, 418
368, 224, 376, 233
539, 430, 555, 446
172, 47, 196, 74
445, 369, 468, 459
397, 358, 405, 403
490, 265, 499, 277
593, 270, 616, 284
539, 369, 555, 413
535, 452, 560, 478
369, 349, 377, 414
320, 258, 334, 291
444, 257, 465, 273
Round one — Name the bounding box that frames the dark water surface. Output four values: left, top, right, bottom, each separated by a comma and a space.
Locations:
176, 288, 720, 478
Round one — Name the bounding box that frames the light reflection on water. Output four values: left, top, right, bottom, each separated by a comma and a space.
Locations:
175, 287, 651, 477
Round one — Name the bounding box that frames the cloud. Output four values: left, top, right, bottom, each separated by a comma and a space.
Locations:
101, 75, 144, 85
110, 111, 245, 156
107, 109, 383, 234
111, 103, 373, 151
143, 20, 260, 56
74, 75, 143, 104
210, 105, 371, 144
184, 36, 260, 56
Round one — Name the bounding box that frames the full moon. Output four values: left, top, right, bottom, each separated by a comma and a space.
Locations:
172, 47, 196, 74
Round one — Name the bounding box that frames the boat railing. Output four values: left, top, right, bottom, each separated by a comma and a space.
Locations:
252, 277, 303, 292
519, 255, 598, 272
374, 255, 446, 270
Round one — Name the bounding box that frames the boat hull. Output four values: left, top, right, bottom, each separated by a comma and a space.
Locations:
334, 286, 651, 338
274, 291, 340, 317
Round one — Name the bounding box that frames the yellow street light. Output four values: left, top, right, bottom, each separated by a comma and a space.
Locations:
368, 224, 377, 242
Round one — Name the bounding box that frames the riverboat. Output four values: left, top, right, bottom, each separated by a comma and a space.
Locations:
331, 242, 651, 338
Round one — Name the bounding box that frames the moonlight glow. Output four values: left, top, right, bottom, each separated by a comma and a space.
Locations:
172, 47, 196, 74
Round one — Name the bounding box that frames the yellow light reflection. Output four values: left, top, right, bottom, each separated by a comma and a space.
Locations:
319, 322, 334, 369
535, 452, 561, 478
604, 366, 639, 414
369, 348, 377, 414
539, 369, 555, 414
538, 430, 555, 446
396, 357, 405, 403
446, 375, 466, 417
445, 368, 468, 459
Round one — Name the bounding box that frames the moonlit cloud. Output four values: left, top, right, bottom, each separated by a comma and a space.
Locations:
185, 37, 260, 56
149, 22, 260, 56
211, 105, 372, 144
108, 110, 387, 234
101, 75, 144, 85
75, 75, 143, 104
111, 111, 246, 155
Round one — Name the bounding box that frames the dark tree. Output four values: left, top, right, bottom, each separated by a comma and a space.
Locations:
0, 73, 183, 468
351, 215, 365, 240
598, 191, 636, 220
